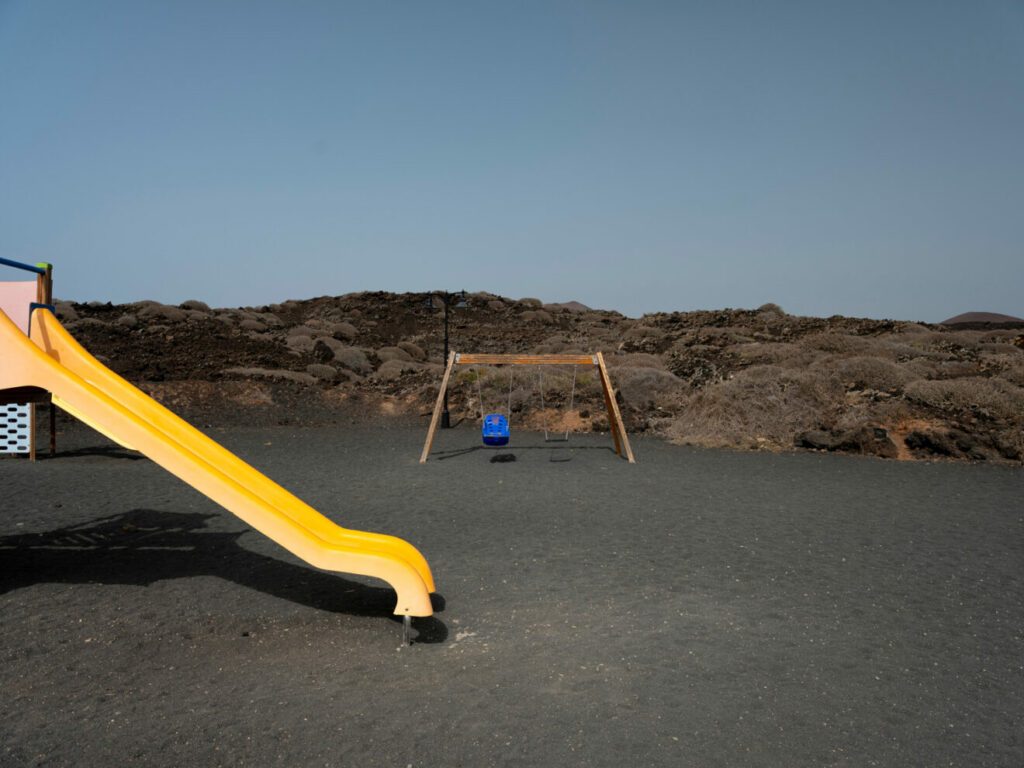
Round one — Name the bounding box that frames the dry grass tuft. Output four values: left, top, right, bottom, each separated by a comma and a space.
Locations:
904, 377, 1024, 423
614, 368, 687, 409
668, 365, 843, 447
604, 352, 667, 369
827, 356, 913, 393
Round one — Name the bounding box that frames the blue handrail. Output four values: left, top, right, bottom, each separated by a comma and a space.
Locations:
0, 257, 47, 275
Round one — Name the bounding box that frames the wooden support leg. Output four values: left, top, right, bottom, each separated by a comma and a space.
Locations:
49, 401, 56, 457
419, 351, 457, 463
596, 352, 635, 463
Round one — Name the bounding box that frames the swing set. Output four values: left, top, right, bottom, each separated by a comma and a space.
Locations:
419, 351, 635, 463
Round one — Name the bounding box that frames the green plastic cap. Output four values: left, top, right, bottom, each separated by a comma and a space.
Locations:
36, 262, 52, 270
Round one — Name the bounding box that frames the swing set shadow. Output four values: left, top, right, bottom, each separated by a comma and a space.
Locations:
430, 440, 619, 462
419, 352, 635, 464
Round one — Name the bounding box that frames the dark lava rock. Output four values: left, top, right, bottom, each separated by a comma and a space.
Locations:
796, 430, 839, 451
797, 426, 898, 459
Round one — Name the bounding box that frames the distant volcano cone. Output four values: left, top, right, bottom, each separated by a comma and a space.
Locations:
942, 312, 1024, 325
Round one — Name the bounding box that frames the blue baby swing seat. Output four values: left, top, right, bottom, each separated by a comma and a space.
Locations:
482, 414, 510, 446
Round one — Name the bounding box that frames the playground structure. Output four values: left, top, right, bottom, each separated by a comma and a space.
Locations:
0, 259, 435, 633
420, 351, 635, 463
0, 258, 56, 459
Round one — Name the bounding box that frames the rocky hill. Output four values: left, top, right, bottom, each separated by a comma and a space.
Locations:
53, 293, 1024, 464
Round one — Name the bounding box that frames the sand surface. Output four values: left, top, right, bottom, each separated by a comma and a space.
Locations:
2, 424, 1022, 767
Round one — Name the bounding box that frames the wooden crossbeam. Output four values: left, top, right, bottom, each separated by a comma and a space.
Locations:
419, 350, 635, 463
454, 354, 597, 366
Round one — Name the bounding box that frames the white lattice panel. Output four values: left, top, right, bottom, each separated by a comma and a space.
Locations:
3, 403, 31, 454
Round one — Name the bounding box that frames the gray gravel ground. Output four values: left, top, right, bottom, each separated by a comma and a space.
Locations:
2, 422, 1022, 767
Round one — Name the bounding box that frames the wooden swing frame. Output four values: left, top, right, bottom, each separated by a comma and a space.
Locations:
419, 351, 635, 463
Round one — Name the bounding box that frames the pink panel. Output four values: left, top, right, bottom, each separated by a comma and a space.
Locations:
0, 281, 39, 334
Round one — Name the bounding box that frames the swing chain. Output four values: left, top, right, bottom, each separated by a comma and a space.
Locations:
538, 365, 577, 442
565, 365, 577, 441
506, 366, 514, 420
477, 365, 515, 422
475, 367, 485, 421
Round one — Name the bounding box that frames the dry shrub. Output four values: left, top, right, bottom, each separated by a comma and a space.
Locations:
974, 339, 1024, 358
936, 360, 981, 377
833, 398, 912, 432
398, 341, 426, 361
899, 322, 931, 334
1002, 358, 1024, 387
686, 326, 753, 343
899, 329, 946, 345
180, 299, 210, 312
604, 352, 666, 369
903, 330, 981, 353
370, 359, 418, 381
884, 341, 941, 361
377, 346, 412, 363
313, 336, 344, 355
305, 363, 339, 382
622, 326, 668, 342
238, 318, 266, 332
827, 356, 912, 392
457, 367, 517, 414
757, 302, 785, 317
733, 342, 822, 368
530, 366, 588, 402
53, 301, 79, 322
668, 365, 842, 446
614, 367, 686, 409
520, 309, 553, 324
331, 321, 357, 340
904, 377, 1024, 423
139, 304, 187, 323
979, 342, 1014, 354
285, 335, 314, 352
947, 330, 988, 345
333, 345, 371, 374
982, 329, 1021, 343
222, 367, 316, 385
899, 357, 942, 381
869, 334, 946, 362
799, 332, 873, 356
532, 335, 568, 354
508, 385, 534, 413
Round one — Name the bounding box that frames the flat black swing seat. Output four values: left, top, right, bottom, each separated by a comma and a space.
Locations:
482, 414, 510, 446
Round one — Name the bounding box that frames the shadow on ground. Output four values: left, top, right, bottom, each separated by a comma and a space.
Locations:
0, 508, 446, 643
33, 445, 148, 461
432, 443, 620, 462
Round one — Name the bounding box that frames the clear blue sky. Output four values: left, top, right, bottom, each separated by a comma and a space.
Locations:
2, 1, 1022, 321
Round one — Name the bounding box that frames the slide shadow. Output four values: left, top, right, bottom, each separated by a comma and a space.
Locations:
43, 445, 148, 461
0, 508, 446, 643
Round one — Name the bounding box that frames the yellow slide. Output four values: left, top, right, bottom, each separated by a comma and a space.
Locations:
51, 394, 137, 451
0, 307, 435, 617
